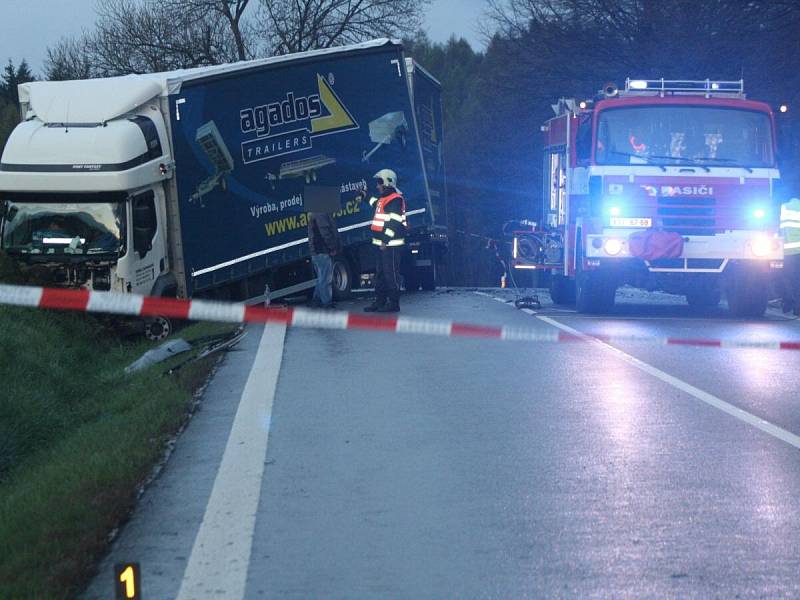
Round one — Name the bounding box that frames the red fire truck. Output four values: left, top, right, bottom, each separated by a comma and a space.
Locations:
512, 79, 783, 316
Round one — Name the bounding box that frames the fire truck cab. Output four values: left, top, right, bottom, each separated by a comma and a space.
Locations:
514, 79, 783, 316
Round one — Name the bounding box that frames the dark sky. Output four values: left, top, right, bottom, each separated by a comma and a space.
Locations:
0, 0, 488, 76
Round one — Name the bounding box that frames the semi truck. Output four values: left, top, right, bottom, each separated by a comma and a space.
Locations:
0, 39, 447, 338
511, 79, 783, 316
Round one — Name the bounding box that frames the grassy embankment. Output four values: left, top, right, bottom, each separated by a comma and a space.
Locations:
0, 264, 234, 598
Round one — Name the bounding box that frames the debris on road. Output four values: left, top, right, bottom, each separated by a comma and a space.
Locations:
125, 339, 193, 374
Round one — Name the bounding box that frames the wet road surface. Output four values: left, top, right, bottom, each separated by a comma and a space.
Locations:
83, 288, 800, 599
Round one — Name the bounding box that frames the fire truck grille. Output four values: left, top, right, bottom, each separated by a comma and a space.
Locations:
657, 196, 717, 235
649, 258, 725, 270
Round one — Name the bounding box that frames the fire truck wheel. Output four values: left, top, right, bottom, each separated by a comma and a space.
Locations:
726, 266, 768, 318
575, 246, 615, 314
549, 275, 576, 305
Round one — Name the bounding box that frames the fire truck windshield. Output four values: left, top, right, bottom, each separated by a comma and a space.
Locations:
595, 105, 774, 168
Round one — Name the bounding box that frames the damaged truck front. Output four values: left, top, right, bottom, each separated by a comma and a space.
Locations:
0, 81, 170, 298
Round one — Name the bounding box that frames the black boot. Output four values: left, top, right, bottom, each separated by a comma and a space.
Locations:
364, 300, 385, 312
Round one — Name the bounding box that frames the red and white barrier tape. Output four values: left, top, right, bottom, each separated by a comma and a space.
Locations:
1, 284, 799, 350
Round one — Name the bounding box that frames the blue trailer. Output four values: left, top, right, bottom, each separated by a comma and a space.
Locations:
0, 39, 447, 334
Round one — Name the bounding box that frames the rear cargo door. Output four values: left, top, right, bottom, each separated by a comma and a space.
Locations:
408, 60, 447, 231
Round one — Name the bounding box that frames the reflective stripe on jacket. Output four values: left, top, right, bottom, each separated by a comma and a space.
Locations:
780, 199, 800, 255
369, 191, 407, 247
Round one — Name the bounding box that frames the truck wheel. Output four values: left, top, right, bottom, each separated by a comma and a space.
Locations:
332, 258, 352, 300
144, 316, 172, 341
575, 246, 615, 314
726, 266, 767, 318
403, 272, 420, 292
549, 274, 576, 305
420, 266, 436, 291
686, 286, 721, 310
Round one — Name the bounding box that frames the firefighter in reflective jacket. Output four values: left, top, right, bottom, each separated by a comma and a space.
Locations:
780, 197, 800, 315
363, 168, 407, 313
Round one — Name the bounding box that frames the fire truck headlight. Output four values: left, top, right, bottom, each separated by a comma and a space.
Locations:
604, 238, 623, 256
752, 207, 766, 220
750, 236, 772, 258
609, 206, 621, 216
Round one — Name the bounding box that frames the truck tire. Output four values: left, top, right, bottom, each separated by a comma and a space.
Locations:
403, 272, 420, 292
549, 274, 576, 305
575, 244, 615, 314
144, 315, 172, 341
420, 266, 436, 291
332, 258, 353, 300
726, 266, 768, 318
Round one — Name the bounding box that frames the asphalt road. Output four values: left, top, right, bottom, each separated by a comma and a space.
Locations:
83, 288, 800, 599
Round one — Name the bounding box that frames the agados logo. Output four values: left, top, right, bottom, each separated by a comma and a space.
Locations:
239, 74, 358, 138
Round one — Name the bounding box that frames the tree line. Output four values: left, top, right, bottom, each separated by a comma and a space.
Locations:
424, 0, 800, 285
0, 60, 35, 151
2, 0, 800, 286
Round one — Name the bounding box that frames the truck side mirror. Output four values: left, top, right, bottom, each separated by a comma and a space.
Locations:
576, 114, 593, 165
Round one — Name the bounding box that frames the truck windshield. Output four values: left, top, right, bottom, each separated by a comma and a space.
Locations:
1, 192, 127, 258
595, 106, 774, 168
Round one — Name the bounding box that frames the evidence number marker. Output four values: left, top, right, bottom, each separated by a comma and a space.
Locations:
114, 562, 141, 599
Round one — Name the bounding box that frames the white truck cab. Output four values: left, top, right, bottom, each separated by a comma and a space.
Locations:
0, 76, 174, 296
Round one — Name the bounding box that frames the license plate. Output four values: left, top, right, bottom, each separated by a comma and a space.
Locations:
610, 217, 652, 227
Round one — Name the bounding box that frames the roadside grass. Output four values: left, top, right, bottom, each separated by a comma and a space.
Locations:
0, 305, 235, 599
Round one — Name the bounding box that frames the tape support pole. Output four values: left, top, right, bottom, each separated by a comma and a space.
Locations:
1, 284, 799, 351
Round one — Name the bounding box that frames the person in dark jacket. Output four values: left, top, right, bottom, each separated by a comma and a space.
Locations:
363, 168, 407, 313
308, 211, 341, 308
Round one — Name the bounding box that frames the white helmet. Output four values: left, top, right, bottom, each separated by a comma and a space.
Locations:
373, 168, 398, 189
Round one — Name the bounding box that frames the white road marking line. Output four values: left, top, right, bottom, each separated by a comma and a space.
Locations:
536, 315, 800, 451
177, 323, 286, 599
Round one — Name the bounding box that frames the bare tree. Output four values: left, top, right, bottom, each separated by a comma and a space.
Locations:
44, 36, 95, 81
161, 0, 255, 60
43, 0, 434, 80
88, 0, 241, 75
257, 0, 432, 54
